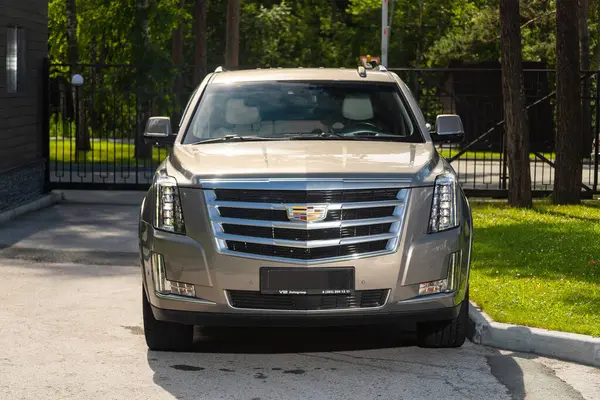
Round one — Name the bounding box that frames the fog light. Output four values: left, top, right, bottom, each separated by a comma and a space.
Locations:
418, 252, 462, 296
419, 279, 448, 295
170, 281, 196, 297
150, 253, 195, 298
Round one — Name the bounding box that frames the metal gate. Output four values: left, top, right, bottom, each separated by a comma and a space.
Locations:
44, 62, 600, 196
45, 61, 193, 190
392, 66, 600, 198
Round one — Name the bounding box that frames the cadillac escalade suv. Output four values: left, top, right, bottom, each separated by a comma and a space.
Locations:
138, 65, 473, 352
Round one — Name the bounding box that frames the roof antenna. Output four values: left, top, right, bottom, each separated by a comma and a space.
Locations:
214, 66, 228, 73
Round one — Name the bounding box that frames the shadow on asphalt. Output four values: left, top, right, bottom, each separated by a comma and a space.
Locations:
145, 325, 528, 400
0, 203, 139, 265
191, 324, 417, 354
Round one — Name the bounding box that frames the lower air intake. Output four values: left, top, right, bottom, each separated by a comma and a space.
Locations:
228, 289, 389, 310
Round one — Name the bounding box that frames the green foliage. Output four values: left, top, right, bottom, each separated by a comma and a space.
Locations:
47, 0, 590, 140
424, 4, 500, 67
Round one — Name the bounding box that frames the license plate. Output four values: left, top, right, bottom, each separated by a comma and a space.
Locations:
260, 267, 355, 295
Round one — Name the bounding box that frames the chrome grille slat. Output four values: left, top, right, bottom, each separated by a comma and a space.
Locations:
214, 232, 398, 248
207, 199, 405, 211
203, 183, 409, 263
211, 215, 403, 229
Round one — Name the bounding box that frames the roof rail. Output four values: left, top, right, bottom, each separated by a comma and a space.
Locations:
357, 66, 367, 78
214, 66, 227, 73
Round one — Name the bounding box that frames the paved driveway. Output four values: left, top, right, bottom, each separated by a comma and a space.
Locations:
0, 259, 598, 400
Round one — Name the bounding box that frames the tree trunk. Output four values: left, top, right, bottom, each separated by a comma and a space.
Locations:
194, 0, 207, 85
65, 0, 78, 67
580, 0, 593, 157
597, 0, 600, 68
499, 0, 532, 208
172, 0, 186, 123
554, 0, 583, 204
225, 0, 240, 68
134, 0, 153, 160
66, 0, 90, 154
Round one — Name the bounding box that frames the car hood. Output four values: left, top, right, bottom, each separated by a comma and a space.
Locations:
167, 140, 445, 186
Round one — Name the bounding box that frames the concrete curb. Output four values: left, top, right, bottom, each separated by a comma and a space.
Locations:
0, 193, 62, 226
468, 301, 600, 368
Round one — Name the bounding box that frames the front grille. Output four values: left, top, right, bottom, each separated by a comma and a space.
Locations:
218, 206, 396, 222
228, 289, 389, 310
215, 189, 399, 203
226, 240, 389, 260
204, 185, 408, 262
222, 223, 392, 241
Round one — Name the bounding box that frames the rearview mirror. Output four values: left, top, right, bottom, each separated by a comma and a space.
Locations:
432, 114, 465, 144
143, 117, 176, 146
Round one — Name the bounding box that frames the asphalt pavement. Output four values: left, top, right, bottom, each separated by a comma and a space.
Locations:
0, 199, 598, 399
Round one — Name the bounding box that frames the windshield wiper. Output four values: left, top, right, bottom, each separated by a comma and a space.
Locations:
190, 134, 284, 144
286, 132, 346, 140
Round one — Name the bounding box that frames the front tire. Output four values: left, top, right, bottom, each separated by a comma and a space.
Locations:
416, 288, 469, 348
143, 287, 194, 351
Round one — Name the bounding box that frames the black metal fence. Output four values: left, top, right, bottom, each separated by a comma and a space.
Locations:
44, 62, 600, 197
46, 62, 196, 190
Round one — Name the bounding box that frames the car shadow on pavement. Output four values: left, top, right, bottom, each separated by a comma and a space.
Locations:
145, 325, 528, 400
191, 324, 417, 353
0, 203, 139, 266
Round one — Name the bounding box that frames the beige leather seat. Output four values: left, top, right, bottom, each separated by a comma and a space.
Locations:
211, 98, 262, 137
342, 94, 374, 121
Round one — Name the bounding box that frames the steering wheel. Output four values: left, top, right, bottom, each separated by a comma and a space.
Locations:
335, 121, 384, 136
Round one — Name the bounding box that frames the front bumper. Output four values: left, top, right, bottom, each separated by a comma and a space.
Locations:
139, 185, 473, 325
149, 298, 462, 327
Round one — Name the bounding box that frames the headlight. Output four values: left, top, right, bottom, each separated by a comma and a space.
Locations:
428, 171, 459, 233
154, 172, 186, 234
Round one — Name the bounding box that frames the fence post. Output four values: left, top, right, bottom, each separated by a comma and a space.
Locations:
594, 70, 599, 192
500, 129, 508, 190
41, 57, 51, 193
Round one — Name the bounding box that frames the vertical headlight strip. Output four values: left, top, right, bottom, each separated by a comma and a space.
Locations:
428, 171, 459, 233
154, 172, 186, 234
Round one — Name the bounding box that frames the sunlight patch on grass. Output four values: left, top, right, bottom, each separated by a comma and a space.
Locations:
470, 201, 600, 337
49, 139, 168, 165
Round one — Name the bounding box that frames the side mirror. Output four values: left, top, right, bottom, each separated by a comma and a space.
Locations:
143, 117, 176, 146
431, 114, 465, 144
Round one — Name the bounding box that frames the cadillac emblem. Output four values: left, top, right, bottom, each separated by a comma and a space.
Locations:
287, 205, 328, 223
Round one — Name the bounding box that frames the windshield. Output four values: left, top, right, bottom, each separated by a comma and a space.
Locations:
181, 80, 423, 144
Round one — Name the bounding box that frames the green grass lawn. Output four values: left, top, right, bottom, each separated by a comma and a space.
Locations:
470, 200, 600, 337
50, 139, 168, 165
438, 149, 556, 161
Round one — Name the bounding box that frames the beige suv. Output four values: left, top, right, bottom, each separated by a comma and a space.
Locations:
139, 65, 473, 351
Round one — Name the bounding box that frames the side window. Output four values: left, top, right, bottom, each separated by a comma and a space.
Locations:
179, 87, 199, 127
6, 26, 26, 93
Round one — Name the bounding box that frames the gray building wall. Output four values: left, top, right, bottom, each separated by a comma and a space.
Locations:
0, 0, 48, 212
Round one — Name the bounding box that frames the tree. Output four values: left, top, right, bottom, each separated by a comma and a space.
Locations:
553, 0, 583, 204
580, 0, 593, 156
225, 0, 240, 67
194, 0, 207, 85
499, 0, 532, 208
133, 0, 153, 159
66, 0, 91, 154
172, 0, 186, 124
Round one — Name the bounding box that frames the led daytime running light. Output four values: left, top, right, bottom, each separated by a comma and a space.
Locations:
154, 173, 185, 234
429, 172, 458, 233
